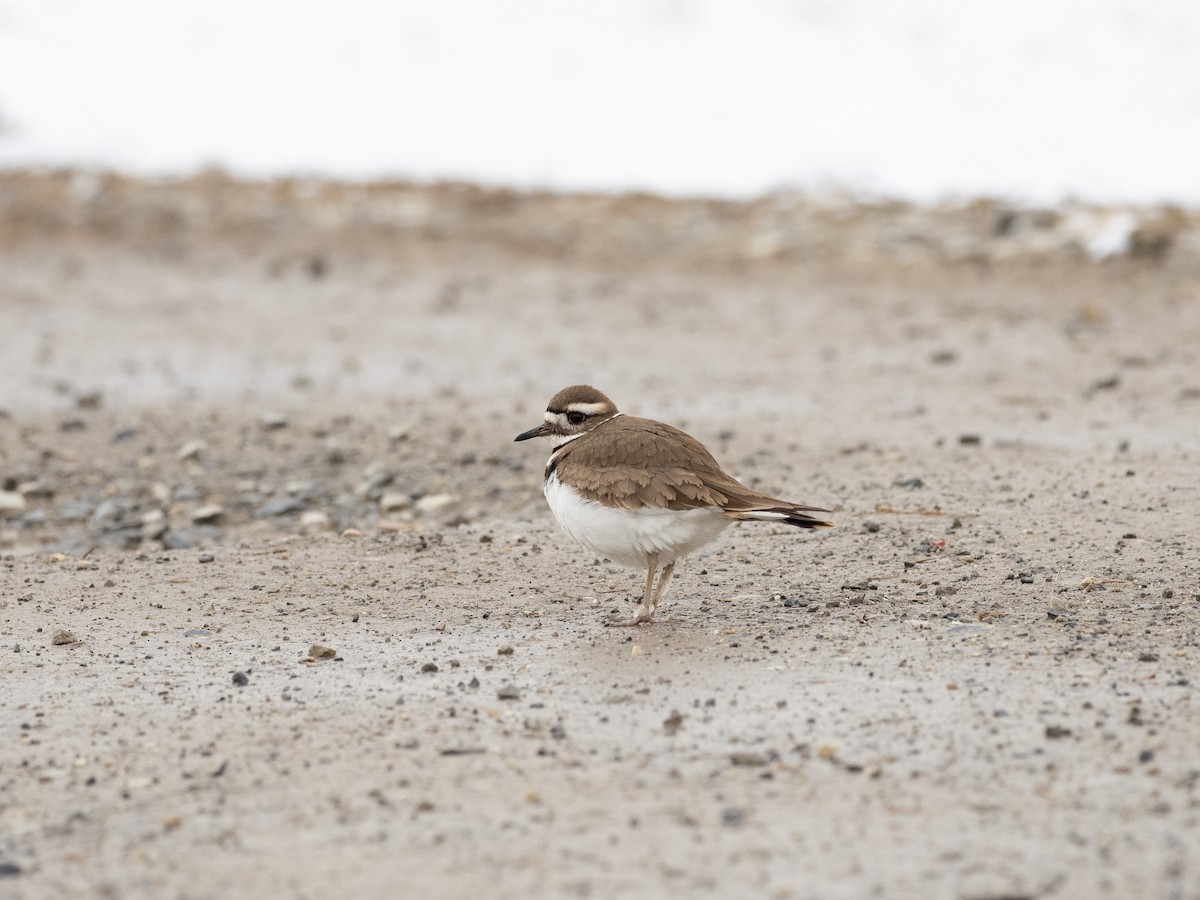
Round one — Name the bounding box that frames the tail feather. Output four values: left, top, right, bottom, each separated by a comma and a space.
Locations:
726, 506, 834, 529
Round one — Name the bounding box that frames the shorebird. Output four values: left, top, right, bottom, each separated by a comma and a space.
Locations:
515, 385, 832, 624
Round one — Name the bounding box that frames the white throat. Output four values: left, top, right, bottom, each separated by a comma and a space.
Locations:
551, 432, 586, 450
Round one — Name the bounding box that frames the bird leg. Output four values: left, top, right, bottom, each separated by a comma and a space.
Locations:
649, 561, 676, 616
611, 552, 660, 626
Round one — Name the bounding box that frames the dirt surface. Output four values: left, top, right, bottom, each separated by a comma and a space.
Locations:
2, 171, 1199, 899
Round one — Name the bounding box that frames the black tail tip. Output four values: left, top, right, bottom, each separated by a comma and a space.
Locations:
784, 516, 835, 529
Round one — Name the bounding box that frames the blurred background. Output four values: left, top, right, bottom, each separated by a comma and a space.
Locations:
1, 0, 1198, 434
2, 0, 1199, 203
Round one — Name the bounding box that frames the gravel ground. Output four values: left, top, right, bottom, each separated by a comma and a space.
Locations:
1, 172, 1198, 899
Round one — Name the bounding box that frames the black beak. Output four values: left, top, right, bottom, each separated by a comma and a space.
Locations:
514, 424, 550, 442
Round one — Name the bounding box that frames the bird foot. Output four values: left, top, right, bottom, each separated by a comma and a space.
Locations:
606, 604, 655, 627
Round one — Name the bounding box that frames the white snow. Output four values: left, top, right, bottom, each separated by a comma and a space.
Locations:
0, 0, 1197, 204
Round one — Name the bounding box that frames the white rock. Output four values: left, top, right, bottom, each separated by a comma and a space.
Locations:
379, 492, 410, 512
0, 491, 27, 513
388, 421, 417, 442
191, 504, 224, 523
415, 493, 458, 514
141, 509, 166, 539
299, 510, 333, 533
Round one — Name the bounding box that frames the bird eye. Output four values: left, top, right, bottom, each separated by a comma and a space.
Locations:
567, 411, 586, 425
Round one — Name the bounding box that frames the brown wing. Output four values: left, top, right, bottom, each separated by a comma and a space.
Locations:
554, 417, 729, 510
556, 416, 830, 525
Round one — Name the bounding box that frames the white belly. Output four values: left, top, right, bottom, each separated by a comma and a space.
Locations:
543, 472, 731, 569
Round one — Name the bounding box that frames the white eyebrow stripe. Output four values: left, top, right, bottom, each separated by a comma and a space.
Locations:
565, 402, 610, 416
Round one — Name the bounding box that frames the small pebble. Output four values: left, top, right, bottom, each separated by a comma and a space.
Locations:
176, 440, 206, 462
309, 644, 337, 660
191, 504, 224, 524
730, 751, 768, 767
497, 684, 520, 700
298, 510, 333, 534
721, 807, 746, 827
52, 629, 79, 646
198, 553, 215, 564
255, 497, 306, 518
232, 671, 249, 686
421, 662, 438, 673
497, 645, 514, 656
415, 493, 458, 515
162, 530, 194, 550
379, 493, 410, 513
260, 412, 288, 430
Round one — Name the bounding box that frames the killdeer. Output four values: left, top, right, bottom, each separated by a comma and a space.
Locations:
515, 385, 833, 625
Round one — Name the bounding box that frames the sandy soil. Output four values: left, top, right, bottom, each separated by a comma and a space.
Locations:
1, 172, 1199, 899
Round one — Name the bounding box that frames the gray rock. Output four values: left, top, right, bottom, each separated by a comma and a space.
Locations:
176, 440, 207, 461
161, 529, 194, 550
357, 464, 394, 499
90, 499, 121, 529
947, 623, 988, 636
255, 497, 307, 518
58, 501, 92, 522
